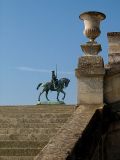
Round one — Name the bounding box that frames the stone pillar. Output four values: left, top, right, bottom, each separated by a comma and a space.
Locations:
75, 11, 106, 105
108, 32, 120, 65
104, 32, 120, 104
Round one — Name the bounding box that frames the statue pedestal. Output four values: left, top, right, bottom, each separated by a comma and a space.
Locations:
37, 101, 65, 105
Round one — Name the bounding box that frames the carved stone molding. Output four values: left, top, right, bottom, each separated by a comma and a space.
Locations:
81, 43, 102, 55
107, 32, 120, 43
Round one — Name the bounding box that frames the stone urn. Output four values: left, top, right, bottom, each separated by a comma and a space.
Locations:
80, 11, 106, 42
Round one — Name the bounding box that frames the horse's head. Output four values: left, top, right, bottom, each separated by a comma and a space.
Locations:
58, 78, 70, 89
64, 78, 70, 87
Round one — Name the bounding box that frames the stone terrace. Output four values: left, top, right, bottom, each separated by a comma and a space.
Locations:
0, 105, 75, 160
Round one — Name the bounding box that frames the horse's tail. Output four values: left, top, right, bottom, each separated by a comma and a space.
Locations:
36, 83, 42, 90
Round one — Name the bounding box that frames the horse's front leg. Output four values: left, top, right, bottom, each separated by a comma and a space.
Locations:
57, 91, 60, 102
46, 90, 50, 101
61, 90, 66, 100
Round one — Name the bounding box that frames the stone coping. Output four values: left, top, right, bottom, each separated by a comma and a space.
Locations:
0, 104, 75, 108
37, 101, 65, 105
107, 32, 120, 37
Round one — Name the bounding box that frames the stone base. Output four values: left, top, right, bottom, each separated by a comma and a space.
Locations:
37, 101, 65, 105
75, 56, 105, 77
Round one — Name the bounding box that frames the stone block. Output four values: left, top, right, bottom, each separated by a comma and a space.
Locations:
104, 72, 120, 104
76, 55, 105, 105
77, 76, 103, 105
107, 32, 120, 64
76, 56, 105, 76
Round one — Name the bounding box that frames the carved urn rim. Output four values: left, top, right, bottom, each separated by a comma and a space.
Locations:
79, 11, 106, 20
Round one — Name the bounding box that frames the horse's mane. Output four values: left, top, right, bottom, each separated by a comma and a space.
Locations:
59, 77, 68, 81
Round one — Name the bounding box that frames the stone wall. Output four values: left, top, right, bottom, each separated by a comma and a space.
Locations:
66, 104, 120, 160
107, 32, 120, 64
75, 16, 120, 159
104, 32, 120, 104
91, 103, 120, 160
104, 72, 120, 104
103, 120, 120, 160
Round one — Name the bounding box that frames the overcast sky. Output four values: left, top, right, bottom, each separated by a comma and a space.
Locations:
0, 0, 120, 105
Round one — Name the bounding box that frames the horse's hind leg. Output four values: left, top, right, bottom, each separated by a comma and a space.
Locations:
38, 90, 44, 101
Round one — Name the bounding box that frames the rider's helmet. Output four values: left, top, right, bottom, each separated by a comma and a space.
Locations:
52, 70, 55, 75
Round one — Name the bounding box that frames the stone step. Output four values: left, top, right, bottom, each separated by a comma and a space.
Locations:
0, 156, 34, 160
0, 141, 47, 149
0, 128, 59, 135
0, 117, 70, 124
0, 105, 74, 113
0, 149, 40, 156
0, 109, 73, 115
0, 133, 56, 141
0, 114, 71, 123
0, 122, 64, 128
0, 105, 75, 158
0, 111, 73, 116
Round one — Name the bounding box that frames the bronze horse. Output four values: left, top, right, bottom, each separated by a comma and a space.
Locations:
37, 78, 70, 102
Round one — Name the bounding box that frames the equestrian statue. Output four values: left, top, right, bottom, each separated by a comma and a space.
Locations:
36, 69, 70, 102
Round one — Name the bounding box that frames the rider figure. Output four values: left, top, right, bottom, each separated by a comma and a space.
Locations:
51, 70, 58, 89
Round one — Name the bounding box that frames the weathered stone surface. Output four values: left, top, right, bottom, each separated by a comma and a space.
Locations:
75, 56, 105, 77
88, 104, 120, 160
0, 156, 35, 160
103, 121, 120, 160
75, 55, 104, 105
0, 105, 74, 159
105, 33, 120, 105
81, 43, 102, 55
109, 54, 120, 64
35, 105, 103, 160
107, 32, 120, 43
104, 72, 120, 104
77, 77, 103, 105
107, 32, 120, 64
